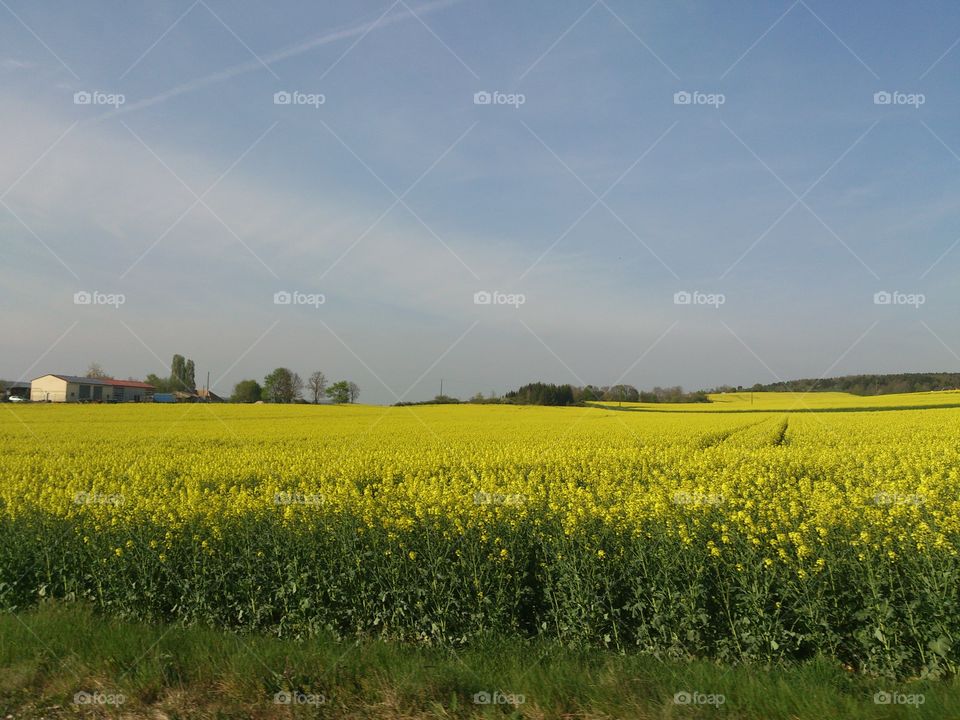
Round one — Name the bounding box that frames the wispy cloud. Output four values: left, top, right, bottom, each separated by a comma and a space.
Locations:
96, 0, 465, 120
1, 57, 34, 71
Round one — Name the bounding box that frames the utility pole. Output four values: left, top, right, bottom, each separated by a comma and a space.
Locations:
440, 378, 443, 398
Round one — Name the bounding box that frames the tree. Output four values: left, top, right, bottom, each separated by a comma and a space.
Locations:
263, 368, 303, 403
347, 381, 360, 403
231, 379, 262, 403
168, 353, 198, 392
603, 384, 639, 403
306, 371, 327, 404
170, 354, 187, 390
145, 373, 171, 392
86, 362, 108, 379
579, 384, 602, 402
505, 382, 575, 406
326, 380, 350, 404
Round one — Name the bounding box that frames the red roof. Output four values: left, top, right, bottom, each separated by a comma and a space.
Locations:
107, 379, 155, 389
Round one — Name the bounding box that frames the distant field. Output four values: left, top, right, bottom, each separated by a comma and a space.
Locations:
593, 389, 960, 411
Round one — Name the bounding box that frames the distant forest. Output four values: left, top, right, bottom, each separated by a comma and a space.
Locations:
396, 383, 708, 407
730, 373, 960, 396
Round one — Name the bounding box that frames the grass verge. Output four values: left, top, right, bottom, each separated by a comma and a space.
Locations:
0, 603, 957, 718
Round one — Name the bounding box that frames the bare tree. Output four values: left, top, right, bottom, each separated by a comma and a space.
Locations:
307, 371, 327, 404
347, 381, 360, 403
86, 362, 108, 379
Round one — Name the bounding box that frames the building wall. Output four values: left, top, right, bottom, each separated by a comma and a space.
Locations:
30, 376, 115, 402
78, 383, 112, 402
30, 376, 68, 402
114, 387, 150, 402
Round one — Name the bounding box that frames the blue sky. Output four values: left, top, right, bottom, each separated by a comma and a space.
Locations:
2, 0, 960, 403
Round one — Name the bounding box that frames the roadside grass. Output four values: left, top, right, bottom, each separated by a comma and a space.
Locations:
1, 603, 957, 719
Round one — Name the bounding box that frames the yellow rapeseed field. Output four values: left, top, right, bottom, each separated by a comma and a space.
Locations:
1, 397, 958, 677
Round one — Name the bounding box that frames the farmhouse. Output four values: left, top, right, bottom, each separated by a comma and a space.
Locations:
30, 375, 155, 403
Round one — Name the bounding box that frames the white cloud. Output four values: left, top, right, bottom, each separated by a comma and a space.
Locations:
1, 58, 34, 71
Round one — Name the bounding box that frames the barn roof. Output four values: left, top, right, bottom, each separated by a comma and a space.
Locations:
37, 374, 112, 385
107, 379, 155, 389
32, 374, 154, 389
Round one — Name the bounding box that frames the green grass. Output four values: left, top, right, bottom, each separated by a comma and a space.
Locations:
1, 604, 958, 718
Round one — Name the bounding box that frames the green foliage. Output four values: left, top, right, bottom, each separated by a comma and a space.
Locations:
505, 382, 575, 405
749, 373, 960, 396
638, 386, 709, 403
326, 380, 350, 404
169, 354, 198, 392
602, 384, 640, 402
1, 509, 958, 679
231, 379, 262, 403
184, 359, 196, 391
170, 354, 186, 390
145, 373, 172, 393
262, 368, 303, 403
4, 604, 958, 720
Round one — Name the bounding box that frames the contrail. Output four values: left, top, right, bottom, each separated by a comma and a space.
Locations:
96, 0, 465, 121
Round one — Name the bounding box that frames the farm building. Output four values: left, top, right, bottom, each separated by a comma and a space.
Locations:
195, 388, 225, 402
30, 375, 155, 403
108, 379, 155, 402
31, 375, 112, 402
1, 381, 31, 401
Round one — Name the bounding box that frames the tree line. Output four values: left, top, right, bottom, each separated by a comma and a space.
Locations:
396, 382, 708, 407
731, 372, 960, 396
81, 356, 960, 407
231, 369, 359, 404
